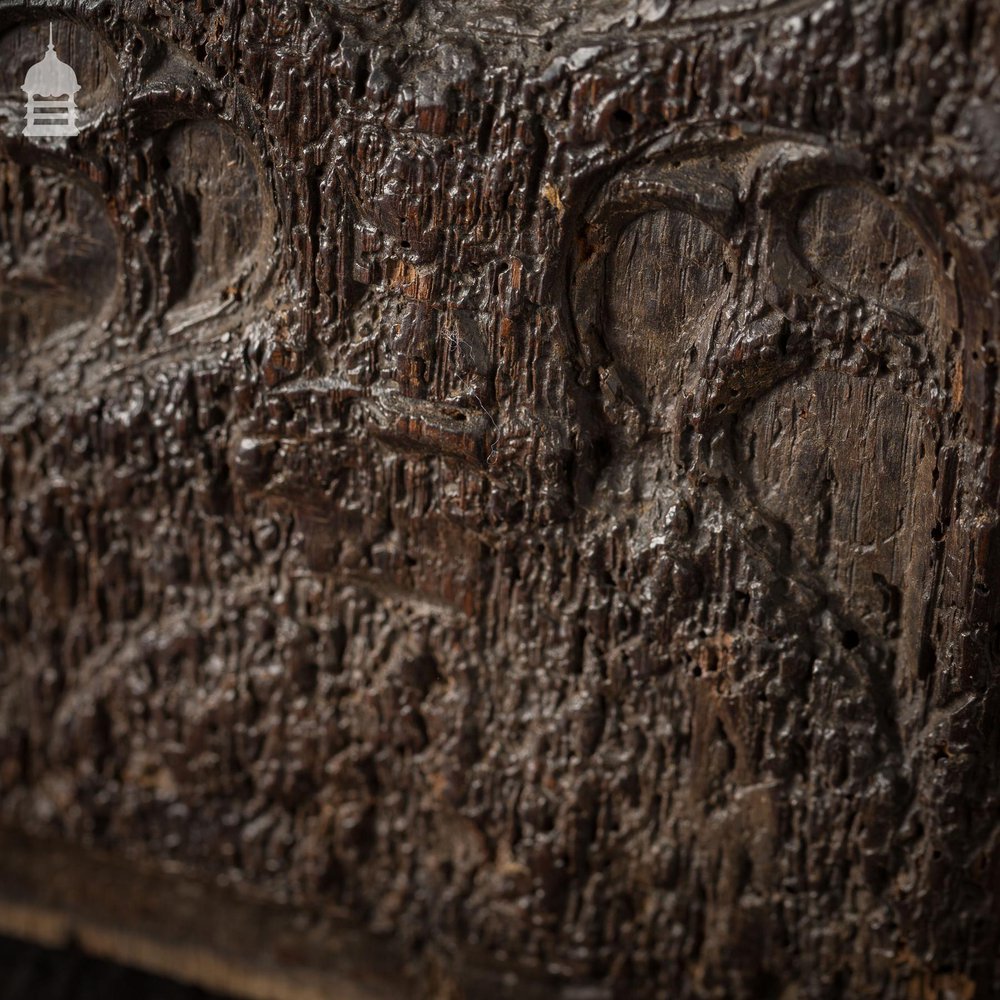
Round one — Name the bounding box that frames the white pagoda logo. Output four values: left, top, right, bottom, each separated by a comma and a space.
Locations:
22, 24, 81, 138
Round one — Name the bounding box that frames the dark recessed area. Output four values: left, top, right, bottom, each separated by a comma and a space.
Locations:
842, 629, 860, 650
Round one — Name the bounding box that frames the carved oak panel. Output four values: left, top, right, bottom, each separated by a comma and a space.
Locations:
0, 2, 997, 998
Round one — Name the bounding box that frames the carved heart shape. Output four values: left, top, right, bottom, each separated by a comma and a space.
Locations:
573, 137, 949, 647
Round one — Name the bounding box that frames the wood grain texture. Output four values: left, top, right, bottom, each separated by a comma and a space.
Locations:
0, 2, 998, 997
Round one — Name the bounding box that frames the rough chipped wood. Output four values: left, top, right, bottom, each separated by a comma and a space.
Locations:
0, 2, 998, 998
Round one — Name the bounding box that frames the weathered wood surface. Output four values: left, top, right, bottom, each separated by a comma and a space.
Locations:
0, 932, 225, 1000
0, 1, 998, 997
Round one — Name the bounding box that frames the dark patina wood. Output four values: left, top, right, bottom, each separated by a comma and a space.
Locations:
1, 2, 998, 997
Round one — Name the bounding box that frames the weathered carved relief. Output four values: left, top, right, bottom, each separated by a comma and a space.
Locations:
567, 126, 996, 993
571, 133, 974, 667
0, 163, 118, 355
0, 2, 997, 999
